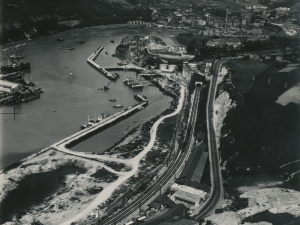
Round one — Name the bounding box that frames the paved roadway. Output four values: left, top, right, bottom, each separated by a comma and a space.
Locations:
96, 85, 202, 225
193, 59, 227, 220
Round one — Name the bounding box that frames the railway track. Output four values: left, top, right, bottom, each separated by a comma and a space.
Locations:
92, 86, 202, 225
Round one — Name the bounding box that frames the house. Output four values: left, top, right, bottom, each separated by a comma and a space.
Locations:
242, 19, 247, 25
197, 19, 207, 26
205, 59, 213, 67
252, 28, 262, 34
237, 53, 246, 59
206, 39, 225, 48
262, 54, 273, 60
232, 19, 240, 27
276, 55, 283, 61
207, 20, 214, 25
254, 54, 261, 60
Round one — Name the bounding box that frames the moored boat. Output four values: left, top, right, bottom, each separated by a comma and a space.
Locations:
113, 104, 123, 108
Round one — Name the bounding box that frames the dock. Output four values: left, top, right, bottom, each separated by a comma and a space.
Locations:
87, 46, 118, 80
53, 102, 147, 149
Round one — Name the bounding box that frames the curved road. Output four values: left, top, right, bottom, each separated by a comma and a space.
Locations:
96, 85, 202, 225
193, 59, 227, 220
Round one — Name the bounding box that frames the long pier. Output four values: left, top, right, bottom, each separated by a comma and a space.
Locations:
53, 102, 147, 149
87, 46, 118, 80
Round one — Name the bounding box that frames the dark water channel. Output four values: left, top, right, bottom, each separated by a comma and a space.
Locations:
0, 166, 85, 223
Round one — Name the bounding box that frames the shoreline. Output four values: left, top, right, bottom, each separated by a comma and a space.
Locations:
0, 78, 182, 225
0, 26, 187, 224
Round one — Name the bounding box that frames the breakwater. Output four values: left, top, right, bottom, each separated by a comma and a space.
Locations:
53, 102, 147, 149
87, 46, 118, 80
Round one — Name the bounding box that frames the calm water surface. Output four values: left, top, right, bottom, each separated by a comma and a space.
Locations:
0, 27, 180, 169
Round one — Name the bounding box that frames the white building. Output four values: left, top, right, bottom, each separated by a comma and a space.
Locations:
159, 64, 177, 78
170, 183, 208, 210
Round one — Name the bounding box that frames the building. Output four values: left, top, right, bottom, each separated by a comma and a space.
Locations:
207, 39, 225, 48
170, 183, 208, 209
276, 55, 284, 61
159, 64, 177, 78
0, 80, 23, 93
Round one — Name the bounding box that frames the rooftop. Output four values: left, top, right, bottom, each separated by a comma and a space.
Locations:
171, 183, 207, 199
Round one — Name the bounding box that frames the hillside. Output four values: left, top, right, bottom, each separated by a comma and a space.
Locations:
0, 0, 145, 44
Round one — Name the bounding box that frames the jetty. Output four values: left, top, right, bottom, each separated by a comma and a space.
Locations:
87, 46, 118, 80
53, 102, 147, 149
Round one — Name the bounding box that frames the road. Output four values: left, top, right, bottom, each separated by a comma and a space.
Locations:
193, 59, 227, 220
96, 84, 202, 225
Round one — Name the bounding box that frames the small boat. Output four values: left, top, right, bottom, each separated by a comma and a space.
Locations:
110, 40, 115, 43
124, 131, 127, 134
56, 36, 64, 42
117, 61, 128, 66
81, 124, 87, 130
113, 73, 120, 78
21, 93, 40, 102
105, 52, 109, 55
108, 99, 116, 102
133, 121, 137, 123
113, 104, 123, 108
75, 40, 87, 44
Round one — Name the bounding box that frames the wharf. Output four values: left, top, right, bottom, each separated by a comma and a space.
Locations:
87, 46, 118, 80
105, 66, 143, 73
53, 102, 147, 149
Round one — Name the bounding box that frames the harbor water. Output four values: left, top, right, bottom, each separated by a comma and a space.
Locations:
0, 27, 180, 169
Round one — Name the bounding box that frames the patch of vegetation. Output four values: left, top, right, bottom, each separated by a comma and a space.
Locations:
90, 168, 118, 183
102, 161, 131, 172
86, 186, 103, 195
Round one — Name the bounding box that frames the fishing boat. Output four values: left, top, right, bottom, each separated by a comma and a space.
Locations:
131, 81, 143, 89
113, 104, 123, 108
81, 124, 87, 130
96, 114, 103, 122
134, 95, 147, 102
59, 46, 75, 50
